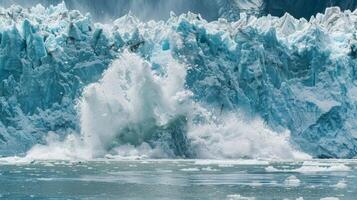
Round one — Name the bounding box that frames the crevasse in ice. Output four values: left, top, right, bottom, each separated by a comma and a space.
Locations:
0, 3, 356, 158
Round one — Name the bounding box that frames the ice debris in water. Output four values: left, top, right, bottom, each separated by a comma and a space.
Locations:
226, 194, 256, 200
265, 162, 351, 173
0, 3, 357, 159
180, 167, 200, 172
284, 175, 301, 187
333, 179, 347, 189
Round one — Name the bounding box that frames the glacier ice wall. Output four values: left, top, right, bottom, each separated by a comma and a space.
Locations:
0, 3, 357, 158
264, 0, 357, 19
0, 3, 117, 155
2, 0, 357, 22
0, 0, 220, 22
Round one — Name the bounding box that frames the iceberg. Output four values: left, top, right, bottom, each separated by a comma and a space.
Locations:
0, 3, 356, 159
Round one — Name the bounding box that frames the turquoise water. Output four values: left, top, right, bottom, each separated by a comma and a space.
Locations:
0, 159, 356, 200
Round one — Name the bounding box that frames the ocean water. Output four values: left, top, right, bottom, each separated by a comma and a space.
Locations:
0, 159, 356, 200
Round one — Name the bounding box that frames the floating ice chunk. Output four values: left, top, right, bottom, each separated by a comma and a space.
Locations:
194, 160, 269, 166
226, 194, 255, 200
180, 167, 200, 172
265, 163, 351, 173
37, 178, 54, 181
265, 166, 278, 172
333, 180, 347, 189
284, 175, 301, 187
249, 181, 263, 187
201, 167, 220, 171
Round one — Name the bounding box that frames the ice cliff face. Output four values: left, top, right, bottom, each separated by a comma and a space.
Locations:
0, 3, 357, 158
265, 0, 357, 19
3, 0, 357, 22
219, 0, 357, 21
0, 3, 117, 155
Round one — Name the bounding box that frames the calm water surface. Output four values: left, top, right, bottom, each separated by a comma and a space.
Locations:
0, 159, 356, 200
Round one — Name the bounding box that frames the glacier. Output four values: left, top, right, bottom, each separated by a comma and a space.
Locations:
2, 0, 357, 22
0, 3, 357, 159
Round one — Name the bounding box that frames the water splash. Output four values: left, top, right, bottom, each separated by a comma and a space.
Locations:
25, 51, 309, 160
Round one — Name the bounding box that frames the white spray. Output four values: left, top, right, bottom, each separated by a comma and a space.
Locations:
26, 51, 310, 160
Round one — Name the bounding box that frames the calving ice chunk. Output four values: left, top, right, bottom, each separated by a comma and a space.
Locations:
0, 3, 356, 159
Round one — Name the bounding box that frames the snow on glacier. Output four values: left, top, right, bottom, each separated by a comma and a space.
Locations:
0, 3, 357, 158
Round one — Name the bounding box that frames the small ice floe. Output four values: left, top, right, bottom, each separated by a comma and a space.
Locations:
265, 163, 351, 173
104, 154, 148, 161
37, 178, 54, 181
333, 180, 347, 189
320, 197, 340, 200
265, 166, 279, 172
180, 167, 200, 172
195, 159, 269, 166
218, 164, 234, 168
249, 181, 263, 187
226, 194, 255, 200
284, 175, 301, 187
42, 162, 55, 167
156, 169, 173, 173
201, 167, 220, 172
